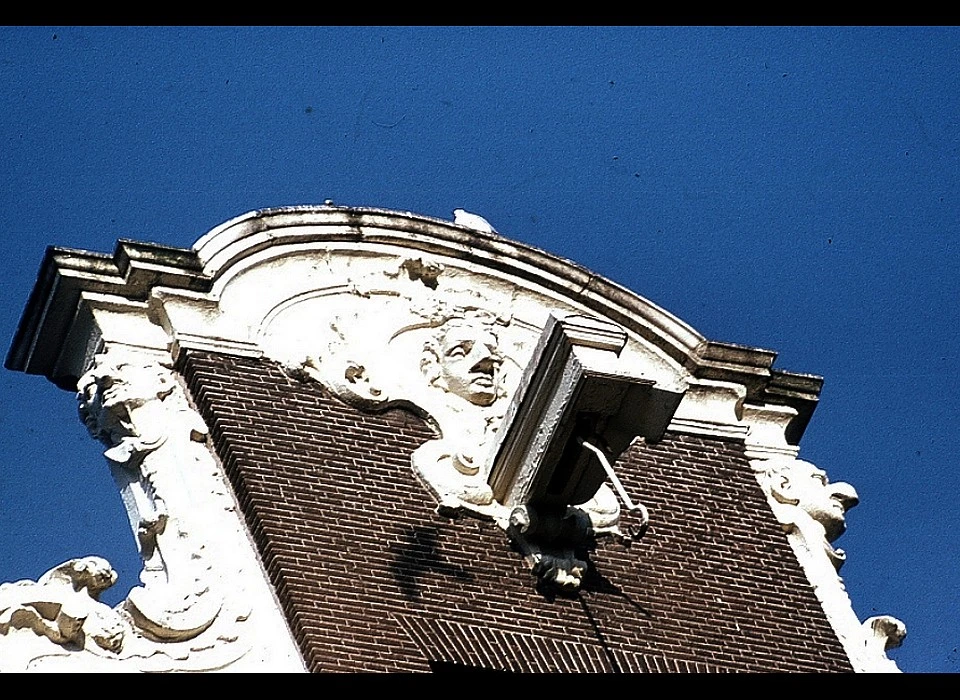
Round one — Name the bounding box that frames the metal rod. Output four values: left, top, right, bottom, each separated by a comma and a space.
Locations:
579, 438, 649, 538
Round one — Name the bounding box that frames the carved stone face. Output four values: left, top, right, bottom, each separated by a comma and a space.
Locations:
426, 320, 503, 407
777, 461, 859, 542
80, 362, 172, 413
97, 373, 140, 410
71, 556, 119, 598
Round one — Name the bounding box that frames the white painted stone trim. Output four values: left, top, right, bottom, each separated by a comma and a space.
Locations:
0, 345, 305, 672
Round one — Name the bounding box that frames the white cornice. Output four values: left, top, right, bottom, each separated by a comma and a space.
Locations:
7, 205, 822, 443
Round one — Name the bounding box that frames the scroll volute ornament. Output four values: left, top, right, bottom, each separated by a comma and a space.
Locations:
77, 355, 223, 642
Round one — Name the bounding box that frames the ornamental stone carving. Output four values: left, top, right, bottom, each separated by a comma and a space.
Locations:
295, 301, 522, 519
78, 355, 225, 643
3, 205, 906, 669
273, 257, 531, 522
0, 351, 267, 671
752, 456, 905, 672
0, 557, 126, 654
756, 458, 859, 572
863, 615, 907, 670
270, 256, 655, 591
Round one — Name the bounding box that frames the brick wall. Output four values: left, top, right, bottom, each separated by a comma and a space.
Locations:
180, 350, 853, 673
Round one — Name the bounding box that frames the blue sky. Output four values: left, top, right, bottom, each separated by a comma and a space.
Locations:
1, 26, 957, 673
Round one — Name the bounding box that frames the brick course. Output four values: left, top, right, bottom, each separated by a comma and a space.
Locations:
180, 350, 853, 673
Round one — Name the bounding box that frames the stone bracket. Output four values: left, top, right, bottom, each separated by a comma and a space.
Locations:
485, 313, 684, 510
484, 313, 685, 591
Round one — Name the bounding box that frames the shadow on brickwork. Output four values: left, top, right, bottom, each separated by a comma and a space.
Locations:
389, 524, 473, 601
577, 567, 654, 673
579, 561, 653, 619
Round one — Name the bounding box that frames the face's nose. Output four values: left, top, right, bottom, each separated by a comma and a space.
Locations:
471, 355, 496, 375
830, 481, 859, 511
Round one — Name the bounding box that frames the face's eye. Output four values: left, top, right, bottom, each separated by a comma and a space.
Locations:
446, 341, 471, 359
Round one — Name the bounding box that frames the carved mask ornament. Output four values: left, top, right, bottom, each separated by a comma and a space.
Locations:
765, 459, 860, 571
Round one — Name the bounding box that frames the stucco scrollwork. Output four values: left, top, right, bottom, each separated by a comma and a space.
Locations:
0, 352, 290, 670
752, 456, 906, 671
295, 302, 520, 518
411, 309, 513, 514
271, 259, 531, 521
78, 355, 223, 642
862, 615, 907, 671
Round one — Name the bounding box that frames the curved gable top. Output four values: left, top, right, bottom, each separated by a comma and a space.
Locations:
6, 204, 822, 442
194, 206, 704, 364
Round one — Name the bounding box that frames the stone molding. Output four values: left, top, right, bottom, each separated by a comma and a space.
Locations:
9, 206, 820, 432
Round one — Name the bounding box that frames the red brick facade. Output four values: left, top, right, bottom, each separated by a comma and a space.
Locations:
180, 349, 853, 673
